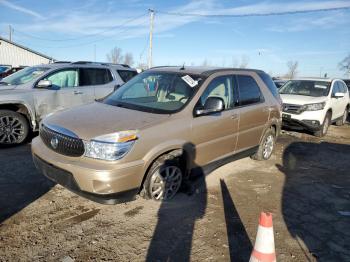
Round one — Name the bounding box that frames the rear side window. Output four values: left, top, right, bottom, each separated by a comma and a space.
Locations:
237, 75, 263, 106
79, 68, 113, 86
258, 72, 280, 99
117, 70, 137, 82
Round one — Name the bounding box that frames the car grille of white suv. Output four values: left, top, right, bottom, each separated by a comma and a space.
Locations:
282, 104, 303, 114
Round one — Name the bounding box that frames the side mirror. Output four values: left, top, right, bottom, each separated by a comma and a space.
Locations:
114, 84, 121, 91
333, 92, 345, 98
37, 80, 54, 89
195, 97, 225, 116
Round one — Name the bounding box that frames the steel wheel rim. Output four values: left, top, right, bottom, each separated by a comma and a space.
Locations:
263, 135, 274, 159
150, 165, 182, 200
323, 117, 329, 134
0, 116, 25, 144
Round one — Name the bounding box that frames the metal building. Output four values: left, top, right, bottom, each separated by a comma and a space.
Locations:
0, 37, 54, 67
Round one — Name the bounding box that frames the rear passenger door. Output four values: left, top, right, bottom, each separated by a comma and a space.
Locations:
79, 67, 115, 99
235, 74, 270, 152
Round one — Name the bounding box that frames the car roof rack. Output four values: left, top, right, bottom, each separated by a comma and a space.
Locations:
53, 61, 71, 64
70, 61, 130, 68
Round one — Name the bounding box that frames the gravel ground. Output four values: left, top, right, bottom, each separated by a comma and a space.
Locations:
0, 122, 350, 262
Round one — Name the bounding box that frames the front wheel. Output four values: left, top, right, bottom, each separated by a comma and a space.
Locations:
335, 109, 348, 126
0, 110, 29, 145
141, 154, 183, 201
251, 128, 276, 161
314, 113, 331, 137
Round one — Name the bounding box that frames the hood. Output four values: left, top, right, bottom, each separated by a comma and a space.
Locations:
44, 102, 170, 140
0, 85, 17, 91
0, 88, 33, 97
280, 94, 327, 105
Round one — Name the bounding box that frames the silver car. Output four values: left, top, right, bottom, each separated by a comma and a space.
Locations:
0, 61, 137, 145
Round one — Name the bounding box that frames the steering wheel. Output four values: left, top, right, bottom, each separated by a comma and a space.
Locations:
179, 97, 188, 103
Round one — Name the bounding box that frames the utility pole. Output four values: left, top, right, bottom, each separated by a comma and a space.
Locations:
8, 25, 13, 41
148, 9, 154, 69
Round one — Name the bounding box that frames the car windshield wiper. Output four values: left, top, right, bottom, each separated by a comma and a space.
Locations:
0, 81, 9, 85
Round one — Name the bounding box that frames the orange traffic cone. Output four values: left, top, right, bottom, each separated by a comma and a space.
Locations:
250, 212, 276, 262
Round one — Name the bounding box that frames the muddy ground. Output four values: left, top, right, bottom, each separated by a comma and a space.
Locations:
0, 122, 350, 262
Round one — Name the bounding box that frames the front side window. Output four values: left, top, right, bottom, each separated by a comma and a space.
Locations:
331, 82, 341, 96
280, 80, 331, 97
44, 69, 78, 89
1, 66, 49, 86
79, 68, 113, 86
103, 71, 204, 113
199, 76, 233, 110
117, 70, 137, 82
237, 75, 263, 106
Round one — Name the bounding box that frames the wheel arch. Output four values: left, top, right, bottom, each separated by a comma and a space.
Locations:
138, 143, 191, 193
0, 102, 36, 130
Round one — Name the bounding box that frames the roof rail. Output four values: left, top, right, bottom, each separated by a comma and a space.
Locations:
70, 61, 131, 68
53, 61, 71, 64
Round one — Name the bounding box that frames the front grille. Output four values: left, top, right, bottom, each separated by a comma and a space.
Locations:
282, 103, 303, 114
40, 124, 85, 157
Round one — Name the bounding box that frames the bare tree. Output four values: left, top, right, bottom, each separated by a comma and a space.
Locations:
124, 52, 134, 66
239, 55, 249, 68
286, 61, 298, 79
137, 62, 148, 71
106, 47, 124, 64
338, 54, 350, 76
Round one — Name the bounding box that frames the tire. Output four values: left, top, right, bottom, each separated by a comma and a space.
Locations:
141, 153, 183, 201
314, 112, 331, 137
0, 110, 29, 145
335, 109, 348, 126
251, 128, 276, 161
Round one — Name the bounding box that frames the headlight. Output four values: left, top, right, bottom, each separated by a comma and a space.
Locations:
302, 102, 326, 111
84, 130, 138, 161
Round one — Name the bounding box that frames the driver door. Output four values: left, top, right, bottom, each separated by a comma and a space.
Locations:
33, 68, 92, 121
191, 75, 239, 166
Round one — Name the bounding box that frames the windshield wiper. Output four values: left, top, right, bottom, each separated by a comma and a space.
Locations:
0, 81, 9, 85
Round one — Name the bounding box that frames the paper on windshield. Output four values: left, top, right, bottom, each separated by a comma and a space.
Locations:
181, 75, 198, 88
315, 84, 327, 89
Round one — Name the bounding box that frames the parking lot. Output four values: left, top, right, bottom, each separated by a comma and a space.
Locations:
0, 120, 349, 262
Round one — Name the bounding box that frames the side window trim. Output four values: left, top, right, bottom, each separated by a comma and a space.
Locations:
235, 74, 265, 108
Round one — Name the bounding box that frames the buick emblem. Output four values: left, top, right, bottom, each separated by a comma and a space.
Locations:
50, 137, 59, 149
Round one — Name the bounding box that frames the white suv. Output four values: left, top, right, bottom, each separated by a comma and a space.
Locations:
280, 78, 349, 137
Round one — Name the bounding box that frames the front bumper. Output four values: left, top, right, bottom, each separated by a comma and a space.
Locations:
31, 137, 145, 204
282, 115, 321, 131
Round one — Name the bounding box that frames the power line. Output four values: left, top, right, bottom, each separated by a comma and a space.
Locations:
13, 13, 147, 42
156, 6, 350, 18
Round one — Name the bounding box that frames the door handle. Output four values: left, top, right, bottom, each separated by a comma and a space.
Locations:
231, 114, 238, 119
74, 90, 83, 95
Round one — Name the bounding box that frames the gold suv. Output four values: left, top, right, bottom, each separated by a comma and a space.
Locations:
32, 67, 281, 204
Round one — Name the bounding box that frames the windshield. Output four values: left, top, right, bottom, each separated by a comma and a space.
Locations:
279, 80, 331, 97
0, 66, 49, 86
103, 71, 205, 113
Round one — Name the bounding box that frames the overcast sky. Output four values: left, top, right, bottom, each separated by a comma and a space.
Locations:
0, 0, 350, 77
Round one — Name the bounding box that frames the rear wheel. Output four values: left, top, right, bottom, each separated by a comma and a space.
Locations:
335, 109, 348, 126
251, 128, 276, 161
141, 153, 183, 201
314, 112, 331, 137
0, 110, 29, 145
